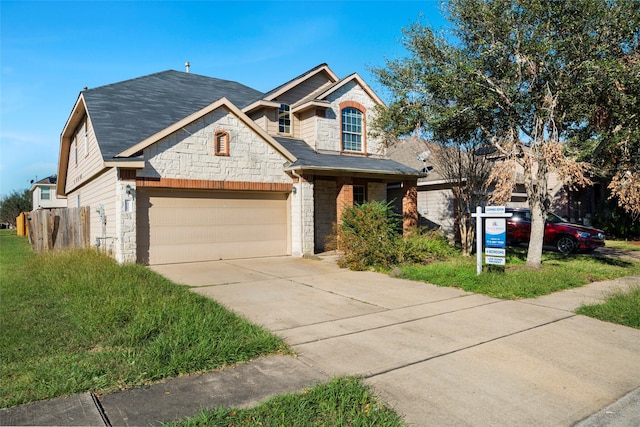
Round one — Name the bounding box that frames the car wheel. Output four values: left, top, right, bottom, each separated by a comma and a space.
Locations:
556, 235, 578, 254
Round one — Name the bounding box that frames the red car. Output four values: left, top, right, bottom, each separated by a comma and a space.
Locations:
506, 208, 605, 254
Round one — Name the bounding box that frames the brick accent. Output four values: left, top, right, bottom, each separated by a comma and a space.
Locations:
336, 176, 354, 225
136, 177, 292, 192
214, 130, 229, 156
402, 179, 418, 234
119, 169, 137, 181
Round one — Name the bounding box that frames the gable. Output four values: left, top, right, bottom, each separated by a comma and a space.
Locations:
262, 64, 338, 104
140, 104, 294, 184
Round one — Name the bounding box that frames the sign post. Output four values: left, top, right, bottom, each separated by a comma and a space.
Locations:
471, 206, 513, 275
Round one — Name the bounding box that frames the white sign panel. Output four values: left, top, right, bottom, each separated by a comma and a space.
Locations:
485, 256, 506, 266
485, 248, 506, 257
485, 206, 506, 214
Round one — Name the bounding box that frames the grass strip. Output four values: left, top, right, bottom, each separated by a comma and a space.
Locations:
576, 287, 640, 329
400, 250, 640, 299
605, 240, 640, 251
167, 377, 405, 427
0, 234, 287, 408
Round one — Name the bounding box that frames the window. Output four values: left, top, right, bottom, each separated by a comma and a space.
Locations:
278, 104, 291, 134
41, 187, 51, 200
83, 121, 88, 156
342, 107, 363, 152
73, 138, 78, 166
353, 185, 365, 205
214, 130, 229, 156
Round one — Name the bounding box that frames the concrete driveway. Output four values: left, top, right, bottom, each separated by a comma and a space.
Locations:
152, 256, 640, 426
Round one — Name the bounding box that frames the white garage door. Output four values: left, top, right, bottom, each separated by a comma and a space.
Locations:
137, 190, 289, 264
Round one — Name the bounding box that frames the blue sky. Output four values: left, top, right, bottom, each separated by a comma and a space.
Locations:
1, 0, 446, 197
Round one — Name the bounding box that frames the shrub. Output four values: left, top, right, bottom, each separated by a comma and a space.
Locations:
337, 201, 401, 270
400, 228, 456, 263
335, 202, 455, 270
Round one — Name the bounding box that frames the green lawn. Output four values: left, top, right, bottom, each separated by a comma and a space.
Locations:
168, 377, 405, 427
606, 240, 640, 251
0, 234, 287, 408
400, 249, 640, 299
576, 286, 640, 329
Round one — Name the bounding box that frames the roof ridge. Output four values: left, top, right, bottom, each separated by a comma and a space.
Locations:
82, 70, 177, 93
82, 70, 261, 94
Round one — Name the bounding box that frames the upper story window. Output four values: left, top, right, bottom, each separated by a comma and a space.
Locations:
73, 137, 78, 166
214, 130, 229, 156
41, 187, 51, 200
83, 121, 88, 156
278, 104, 291, 134
341, 106, 364, 152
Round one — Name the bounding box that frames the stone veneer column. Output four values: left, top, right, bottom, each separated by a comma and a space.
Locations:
402, 179, 418, 234
291, 174, 314, 257
115, 180, 137, 264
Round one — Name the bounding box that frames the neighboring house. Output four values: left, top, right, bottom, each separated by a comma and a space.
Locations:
56, 64, 423, 264
386, 137, 572, 240
30, 175, 67, 210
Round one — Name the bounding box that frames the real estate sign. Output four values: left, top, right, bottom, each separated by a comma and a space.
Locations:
485, 218, 506, 248
472, 206, 512, 275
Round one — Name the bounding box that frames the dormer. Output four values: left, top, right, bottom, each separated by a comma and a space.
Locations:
243, 64, 338, 137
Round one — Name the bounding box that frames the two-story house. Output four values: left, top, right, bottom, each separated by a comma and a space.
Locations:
30, 175, 67, 211
56, 64, 422, 264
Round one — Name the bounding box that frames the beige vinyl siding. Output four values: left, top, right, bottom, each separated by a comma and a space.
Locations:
277, 73, 334, 105
137, 189, 290, 264
67, 168, 118, 253
298, 109, 316, 147
65, 116, 105, 194
247, 108, 272, 134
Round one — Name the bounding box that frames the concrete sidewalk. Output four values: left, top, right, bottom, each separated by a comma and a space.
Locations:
2, 256, 639, 426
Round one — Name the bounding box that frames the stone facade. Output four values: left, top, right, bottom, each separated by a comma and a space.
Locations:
316, 82, 384, 155
141, 109, 292, 184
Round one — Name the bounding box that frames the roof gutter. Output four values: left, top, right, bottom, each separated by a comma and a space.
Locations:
285, 164, 425, 179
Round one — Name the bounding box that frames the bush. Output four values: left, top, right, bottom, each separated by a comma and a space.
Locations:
336, 201, 455, 270
337, 201, 401, 270
400, 228, 456, 263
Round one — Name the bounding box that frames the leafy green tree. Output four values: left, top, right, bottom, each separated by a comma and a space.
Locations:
0, 189, 32, 226
373, 0, 639, 267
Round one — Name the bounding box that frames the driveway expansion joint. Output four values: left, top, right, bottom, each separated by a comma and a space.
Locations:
362, 313, 577, 380
284, 299, 504, 345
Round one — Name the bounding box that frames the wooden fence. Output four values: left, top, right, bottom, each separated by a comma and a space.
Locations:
27, 207, 91, 253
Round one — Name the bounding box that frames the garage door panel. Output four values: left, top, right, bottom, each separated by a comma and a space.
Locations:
145, 223, 287, 246
138, 190, 289, 264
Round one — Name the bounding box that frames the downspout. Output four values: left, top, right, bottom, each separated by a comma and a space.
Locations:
291, 169, 304, 256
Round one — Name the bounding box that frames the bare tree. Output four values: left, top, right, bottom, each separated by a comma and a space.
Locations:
430, 137, 493, 256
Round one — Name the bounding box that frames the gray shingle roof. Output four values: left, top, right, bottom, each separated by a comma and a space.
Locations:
275, 137, 424, 177
35, 175, 57, 185
385, 137, 445, 182
83, 70, 264, 160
